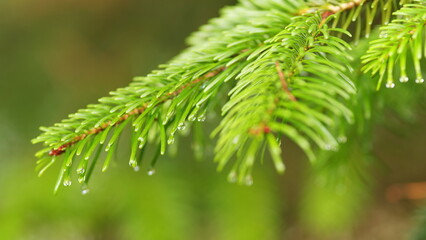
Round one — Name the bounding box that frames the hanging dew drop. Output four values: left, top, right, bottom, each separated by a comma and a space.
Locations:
177, 123, 186, 131
244, 175, 254, 186
232, 135, 240, 144
337, 136, 347, 143
63, 180, 72, 186
197, 115, 206, 122
147, 168, 156, 176
78, 176, 86, 183
81, 186, 90, 195
399, 76, 409, 83
385, 82, 395, 88
227, 171, 237, 183
415, 77, 425, 84
167, 136, 175, 145
379, 33, 388, 38
133, 166, 140, 172
129, 160, 137, 168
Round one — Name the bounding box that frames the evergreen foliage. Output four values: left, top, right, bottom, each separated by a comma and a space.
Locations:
32, 0, 426, 194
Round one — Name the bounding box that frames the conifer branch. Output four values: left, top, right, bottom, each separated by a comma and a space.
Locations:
47, 66, 226, 157
31, 0, 426, 192
362, 1, 426, 89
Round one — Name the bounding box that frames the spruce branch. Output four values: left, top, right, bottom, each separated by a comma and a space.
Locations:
31, 0, 426, 192
362, 0, 426, 89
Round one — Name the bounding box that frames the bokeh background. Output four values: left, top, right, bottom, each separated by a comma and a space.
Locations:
1, 0, 426, 239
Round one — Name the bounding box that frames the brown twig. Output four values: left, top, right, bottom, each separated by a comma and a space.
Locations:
49, 66, 226, 156
275, 61, 297, 102
298, 0, 365, 16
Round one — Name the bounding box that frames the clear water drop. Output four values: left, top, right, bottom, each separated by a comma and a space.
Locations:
177, 123, 186, 131
244, 175, 254, 186
188, 115, 196, 121
232, 135, 240, 144
167, 136, 175, 145
415, 78, 425, 84
78, 176, 86, 183
138, 137, 145, 143
133, 166, 140, 172
227, 171, 237, 183
76, 168, 85, 174
337, 136, 347, 143
399, 76, 409, 83
81, 186, 90, 195
379, 33, 388, 38
197, 115, 206, 122
148, 168, 156, 176
63, 180, 72, 186
385, 82, 395, 88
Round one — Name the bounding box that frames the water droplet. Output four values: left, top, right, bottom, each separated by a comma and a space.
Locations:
76, 168, 85, 174
63, 180, 72, 186
337, 136, 347, 143
138, 137, 145, 143
129, 160, 137, 168
177, 123, 186, 131
244, 175, 254, 186
415, 77, 425, 84
78, 176, 86, 183
379, 33, 388, 38
197, 115, 206, 122
81, 186, 90, 195
167, 136, 175, 145
385, 82, 395, 88
399, 76, 409, 83
133, 166, 140, 172
232, 136, 240, 144
188, 115, 196, 121
227, 171, 237, 183
147, 168, 156, 176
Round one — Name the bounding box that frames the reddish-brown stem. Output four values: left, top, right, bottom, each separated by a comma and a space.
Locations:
275, 61, 297, 102
49, 66, 226, 156
298, 0, 365, 16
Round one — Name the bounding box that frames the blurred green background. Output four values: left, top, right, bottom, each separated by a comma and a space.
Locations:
1, 0, 426, 239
